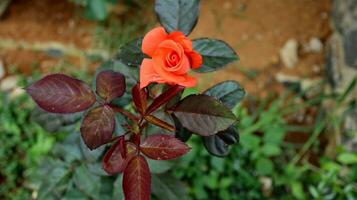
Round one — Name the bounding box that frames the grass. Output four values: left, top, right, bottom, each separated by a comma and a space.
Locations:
172, 78, 357, 200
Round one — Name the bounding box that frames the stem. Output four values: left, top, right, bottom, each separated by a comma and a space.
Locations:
289, 118, 325, 165
109, 104, 139, 122
109, 135, 124, 143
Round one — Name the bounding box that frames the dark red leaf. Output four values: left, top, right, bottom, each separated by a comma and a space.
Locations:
144, 115, 175, 132
80, 105, 115, 150
26, 74, 95, 113
102, 138, 125, 174
173, 94, 237, 136
123, 155, 151, 200
119, 137, 127, 158
96, 70, 126, 102
140, 134, 190, 160
146, 85, 184, 114
132, 83, 148, 114
102, 139, 137, 175
164, 84, 183, 110
130, 133, 141, 146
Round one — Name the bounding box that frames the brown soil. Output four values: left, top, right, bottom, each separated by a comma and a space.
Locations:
0, 0, 95, 76
191, 0, 331, 96
0, 0, 331, 96
0, 0, 93, 48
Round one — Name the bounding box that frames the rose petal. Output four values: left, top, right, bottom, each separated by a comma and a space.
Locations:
158, 40, 182, 54
179, 75, 197, 87
168, 32, 193, 52
142, 27, 168, 57
140, 58, 165, 88
152, 55, 196, 88
154, 41, 190, 75
188, 51, 203, 69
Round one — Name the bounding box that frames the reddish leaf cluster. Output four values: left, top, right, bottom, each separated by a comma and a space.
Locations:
26, 71, 196, 200
26, 1, 244, 199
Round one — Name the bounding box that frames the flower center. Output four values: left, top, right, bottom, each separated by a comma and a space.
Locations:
166, 52, 180, 67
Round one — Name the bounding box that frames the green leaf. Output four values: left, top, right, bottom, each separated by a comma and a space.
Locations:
30, 107, 82, 133
291, 182, 306, 200
151, 173, 189, 200
203, 126, 239, 157
193, 38, 238, 73
261, 144, 282, 156
64, 186, 87, 200
87, 0, 108, 21
155, 0, 200, 36
115, 37, 146, 68
79, 137, 105, 163
37, 162, 69, 199
147, 159, 173, 174
337, 152, 357, 165
217, 126, 239, 145
255, 158, 274, 175
203, 134, 229, 157
73, 165, 100, 199
240, 133, 260, 150
204, 80, 245, 109
173, 94, 237, 136
263, 125, 285, 144
181, 87, 198, 98
113, 175, 124, 200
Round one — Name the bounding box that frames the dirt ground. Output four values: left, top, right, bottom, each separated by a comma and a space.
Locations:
0, 0, 331, 96
191, 0, 331, 96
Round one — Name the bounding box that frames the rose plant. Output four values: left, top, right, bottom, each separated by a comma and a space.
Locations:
26, 0, 245, 199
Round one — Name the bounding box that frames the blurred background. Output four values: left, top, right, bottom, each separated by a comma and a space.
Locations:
0, 0, 356, 199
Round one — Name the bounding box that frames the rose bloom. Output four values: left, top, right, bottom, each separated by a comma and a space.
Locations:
140, 27, 202, 88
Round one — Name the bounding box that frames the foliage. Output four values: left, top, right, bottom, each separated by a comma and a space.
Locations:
68, 0, 141, 21
0, 76, 54, 200
5, 0, 356, 200
172, 81, 357, 200
25, 0, 243, 199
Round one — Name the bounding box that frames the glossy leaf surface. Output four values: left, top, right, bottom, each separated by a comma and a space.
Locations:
146, 85, 184, 114
218, 126, 239, 145
193, 38, 238, 73
140, 134, 190, 160
80, 105, 115, 150
116, 37, 146, 67
203, 126, 239, 157
123, 155, 151, 200
96, 70, 125, 102
204, 80, 245, 109
102, 139, 137, 175
172, 115, 192, 142
132, 83, 148, 114
173, 94, 236, 136
155, 0, 200, 36
26, 74, 95, 113
102, 138, 125, 175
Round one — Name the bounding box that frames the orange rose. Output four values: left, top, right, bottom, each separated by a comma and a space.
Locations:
140, 27, 202, 88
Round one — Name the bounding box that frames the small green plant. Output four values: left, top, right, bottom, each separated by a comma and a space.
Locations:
172, 80, 357, 200
0, 76, 54, 200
